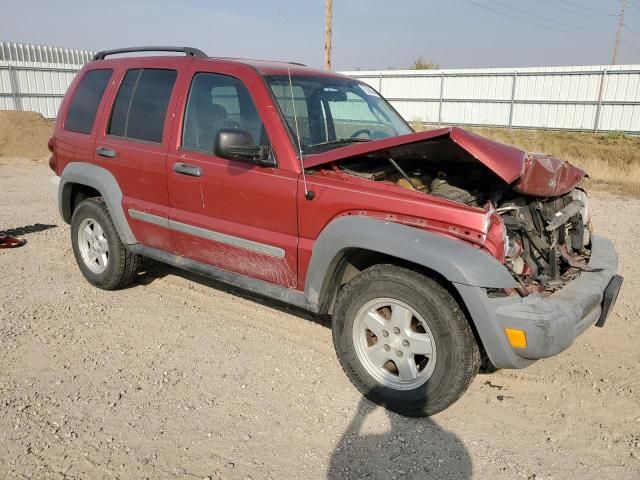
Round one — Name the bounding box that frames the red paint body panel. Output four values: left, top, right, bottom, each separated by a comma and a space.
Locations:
166, 156, 299, 287
513, 153, 587, 197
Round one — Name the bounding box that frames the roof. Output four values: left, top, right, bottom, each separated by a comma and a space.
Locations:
204, 57, 348, 78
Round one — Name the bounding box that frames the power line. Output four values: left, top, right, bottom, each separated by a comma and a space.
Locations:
535, 0, 618, 24
555, 0, 617, 17
464, 0, 610, 40
622, 40, 640, 53
628, 5, 640, 19
486, 0, 612, 35
625, 23, 640, 38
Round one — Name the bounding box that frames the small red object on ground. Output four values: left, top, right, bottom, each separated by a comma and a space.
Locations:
0, 235, 26, 249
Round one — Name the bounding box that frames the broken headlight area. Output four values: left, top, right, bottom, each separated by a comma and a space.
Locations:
498, 188, 593, 295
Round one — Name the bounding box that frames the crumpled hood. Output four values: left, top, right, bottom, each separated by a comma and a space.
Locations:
514, 152, 586, 197
304, 127, 586, 197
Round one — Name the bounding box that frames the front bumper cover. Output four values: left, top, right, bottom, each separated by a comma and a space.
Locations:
455, 235, 621, 369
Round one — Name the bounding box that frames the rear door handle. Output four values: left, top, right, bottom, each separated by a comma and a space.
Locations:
173, 162, 203, 177
96, 147, 117, 158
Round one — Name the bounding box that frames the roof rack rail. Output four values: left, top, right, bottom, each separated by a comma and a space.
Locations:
93, 46, 207, 61
209, 56, 308, 67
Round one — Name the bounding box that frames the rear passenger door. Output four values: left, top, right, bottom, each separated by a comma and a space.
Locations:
94, 61, 181, 253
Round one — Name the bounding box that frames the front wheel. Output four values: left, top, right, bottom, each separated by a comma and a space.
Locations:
332, 264, 480, 417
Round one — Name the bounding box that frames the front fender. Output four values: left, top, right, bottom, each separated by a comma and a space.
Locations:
305, 216, 516, 308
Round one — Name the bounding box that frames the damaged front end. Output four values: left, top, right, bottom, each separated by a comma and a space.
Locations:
497, 187, 592, 295
304, 127, 591, 295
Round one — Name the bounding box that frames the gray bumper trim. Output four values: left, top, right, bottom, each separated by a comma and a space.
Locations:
455, 235, 620, 369
50, 175, 61, 217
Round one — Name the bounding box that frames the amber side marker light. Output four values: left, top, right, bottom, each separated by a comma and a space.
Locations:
505, 328, 527, 348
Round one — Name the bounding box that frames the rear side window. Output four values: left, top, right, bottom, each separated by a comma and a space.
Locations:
108, 68, 177, 143
64, 69, 112, 134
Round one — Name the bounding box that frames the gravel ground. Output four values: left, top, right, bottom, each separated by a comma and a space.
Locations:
1, 159, 639, 480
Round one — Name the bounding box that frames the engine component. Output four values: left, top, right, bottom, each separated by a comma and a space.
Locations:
395, 176, 430, 192
498, 188, 592, 290
430, 176, 477, 205
545, 200, 583, 232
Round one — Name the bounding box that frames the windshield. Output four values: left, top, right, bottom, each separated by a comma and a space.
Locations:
265, 75, 412, 154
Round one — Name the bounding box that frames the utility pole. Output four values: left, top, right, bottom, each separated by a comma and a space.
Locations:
324, 0, 333, 70
612, 0, 628, 65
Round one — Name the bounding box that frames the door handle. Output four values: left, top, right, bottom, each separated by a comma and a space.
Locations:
173, 162, 203, 177
96, 147, 117, 158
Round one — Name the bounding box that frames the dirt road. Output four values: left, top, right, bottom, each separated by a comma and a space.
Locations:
1, 159, 639, 479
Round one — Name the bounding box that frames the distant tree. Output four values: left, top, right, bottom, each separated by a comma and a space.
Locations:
410, 55, 440, 70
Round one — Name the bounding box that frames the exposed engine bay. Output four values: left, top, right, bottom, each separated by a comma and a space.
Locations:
497, 189, 592, 294
307, 132, 592, 295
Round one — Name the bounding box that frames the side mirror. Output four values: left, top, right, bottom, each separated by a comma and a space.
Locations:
214, 129, 273, 166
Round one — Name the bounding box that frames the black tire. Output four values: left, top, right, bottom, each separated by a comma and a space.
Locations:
332, 264, 480, 417
71, 197, 141, 290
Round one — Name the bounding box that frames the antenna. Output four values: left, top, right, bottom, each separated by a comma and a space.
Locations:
278, 7, 314, 201
287, 63, 314, 200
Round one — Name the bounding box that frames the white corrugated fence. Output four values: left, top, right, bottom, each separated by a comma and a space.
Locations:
0, 42, 94, 119
341, 65, 640, 134
1, 41, 639, 133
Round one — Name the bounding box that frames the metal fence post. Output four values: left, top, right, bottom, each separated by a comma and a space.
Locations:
594, 68, 607, 135
378, 72, 383, 94
508, 71, 518, 129
7, 64, 21, 111
438, 72, 445, 126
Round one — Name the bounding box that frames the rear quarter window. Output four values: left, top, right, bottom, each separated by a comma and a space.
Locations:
64, 69, 112, 134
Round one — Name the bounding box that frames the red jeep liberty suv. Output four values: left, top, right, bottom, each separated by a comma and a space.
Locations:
49, 47, 622, 417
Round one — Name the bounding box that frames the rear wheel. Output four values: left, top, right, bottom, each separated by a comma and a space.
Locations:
71, 197, 140, 290
332, 264, 480, 417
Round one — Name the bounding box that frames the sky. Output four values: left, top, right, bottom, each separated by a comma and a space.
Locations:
1, 0, 639, 70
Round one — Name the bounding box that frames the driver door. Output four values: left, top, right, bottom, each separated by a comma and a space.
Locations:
166, 69, 299, 288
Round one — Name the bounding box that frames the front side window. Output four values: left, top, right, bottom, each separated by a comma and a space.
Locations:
266, 75, 411, 154
182, 73, 267, 154
108, 68, 177, 143
64, 69, 112, 134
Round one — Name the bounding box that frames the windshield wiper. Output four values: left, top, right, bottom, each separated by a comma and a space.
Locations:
308, 138, 370, 149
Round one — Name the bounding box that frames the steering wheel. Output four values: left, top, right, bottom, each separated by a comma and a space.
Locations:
350, 128, 372, 139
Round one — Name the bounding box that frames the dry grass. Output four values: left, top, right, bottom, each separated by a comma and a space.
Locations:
411, 122, 640, 196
